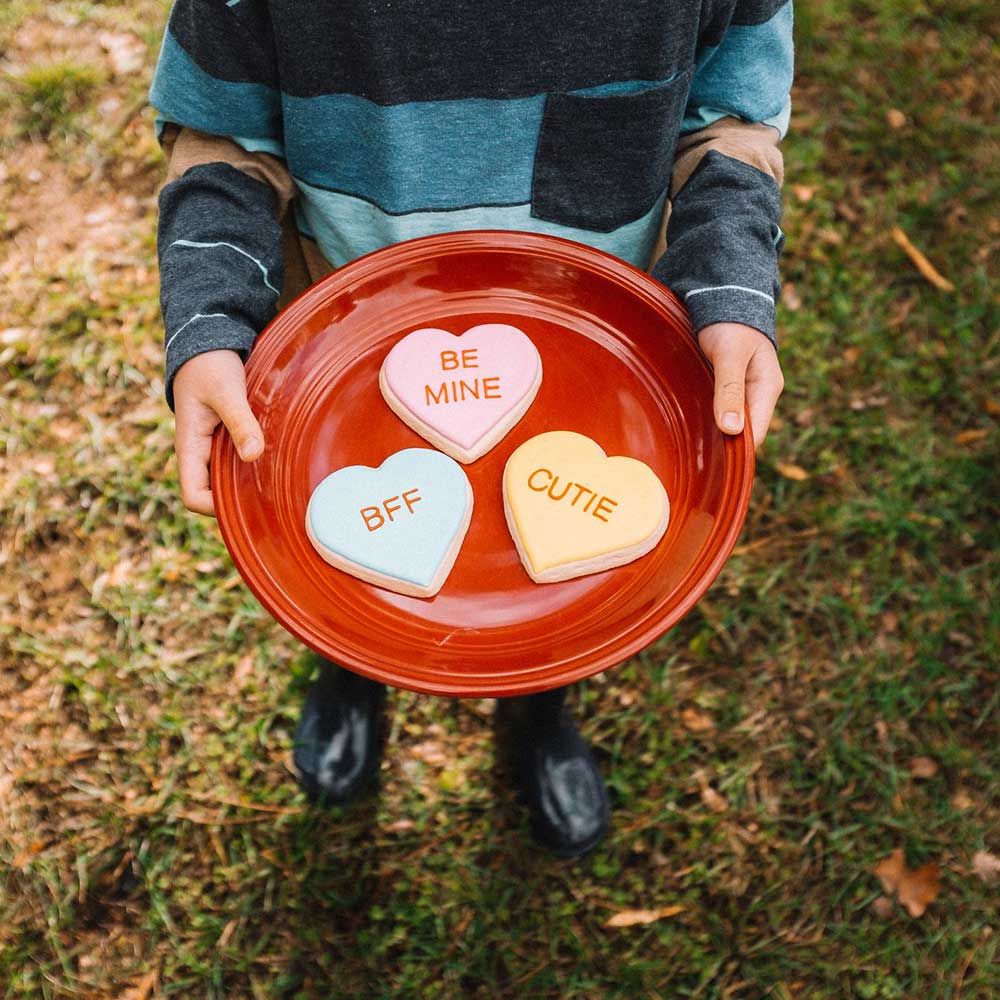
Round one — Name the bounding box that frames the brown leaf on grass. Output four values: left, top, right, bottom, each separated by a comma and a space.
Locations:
605, 905, 684, 928
409, 741, 448, 766
232, 652, 255, 689
217, 918, 238, 948
971, 851, 1000, 884
98, 30, 146, 77
681, 707, 715, 733
951, 789, 974, 811
954, 428, 988, 445
776, 463, 809, 481
886, 108, 907, 129
871, 895, 895, 918
890, 226, 955, 291
701, 787, 728, 813
874, 848, 941, 917
836, 202, 860, 224
780, 282, 802, 310
385, 818, 416, 833
908, 756, 938, 779
12, 839, 46, 868
118, 969, 157, 1000
792, 184, 816, 203
984, 399, 1000, 417
886, 293, 918, 328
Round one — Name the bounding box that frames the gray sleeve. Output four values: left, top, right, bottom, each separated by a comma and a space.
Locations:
652, 149, 784, 345
651, 0, 792, 343
156, 162, 284, 409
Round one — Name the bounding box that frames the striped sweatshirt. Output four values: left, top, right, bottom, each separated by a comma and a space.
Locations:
150, 0, 793, 408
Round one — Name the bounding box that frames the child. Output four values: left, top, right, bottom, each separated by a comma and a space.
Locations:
150, 0, 790, 859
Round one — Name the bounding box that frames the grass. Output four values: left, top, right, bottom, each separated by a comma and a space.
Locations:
16, 62, 104, 137
0, 0, 997, 997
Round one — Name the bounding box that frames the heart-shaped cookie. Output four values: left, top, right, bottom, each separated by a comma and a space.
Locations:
380, 324, 542, 464
306, 448, 473, 597
503, 431, 669, 583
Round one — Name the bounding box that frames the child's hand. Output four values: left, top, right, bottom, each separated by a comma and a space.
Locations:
697, 323, 784, 448
172, 350, 264, 516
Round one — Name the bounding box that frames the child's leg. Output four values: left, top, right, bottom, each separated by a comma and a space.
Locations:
494, 683, 610, 859
292, 657, 388, 806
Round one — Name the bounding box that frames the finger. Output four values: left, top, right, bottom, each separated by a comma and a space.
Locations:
710, 345, 753, 436
747, 352, 785, 449
747, 379, 782, 448
209, 383, 264, 462
747, 344, 785, 448
175, 409, 216, 516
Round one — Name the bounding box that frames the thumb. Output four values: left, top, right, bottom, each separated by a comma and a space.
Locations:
211, 383, 264, 462
710, 346, 752, 435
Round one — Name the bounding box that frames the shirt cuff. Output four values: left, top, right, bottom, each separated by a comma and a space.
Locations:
164, 313, 257, 411
681, 284, 777, 347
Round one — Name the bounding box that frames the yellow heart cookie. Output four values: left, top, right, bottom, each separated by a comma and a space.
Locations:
503, 431, 670, 583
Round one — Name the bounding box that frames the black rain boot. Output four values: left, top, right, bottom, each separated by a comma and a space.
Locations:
292, 659, 388, 806
494, 685, 610, 859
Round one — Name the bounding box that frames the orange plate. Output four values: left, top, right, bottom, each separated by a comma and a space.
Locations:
211, 231, 753, 696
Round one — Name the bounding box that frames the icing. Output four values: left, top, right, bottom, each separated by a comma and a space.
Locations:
380, 324, 542, 463
306, 448, 473, 597
503, 431, 669, 583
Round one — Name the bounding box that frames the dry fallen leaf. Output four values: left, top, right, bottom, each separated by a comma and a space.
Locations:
701, 787, 728, 813
890, 225, 955, 292
908, 756, 938, 779
385, 818, 416, 833
776, 463, 809, 481
874, 848, 941, 917
954, 428, 988, 445
98, 30, 146, 77
118, 969, 158, 1000
951, 789, 974, 811
605, 905, 684, 928
409, 741, 448, 766
886, 108, 907, 129
780, 282, 802, 310
232, 652, 255, 689
793, 184, 816, 203
871, 895, 895, 919
971, 851, 1000, 884
681, 707, 715, 733
12, 839, 47, 868
984, 399, 1000, 417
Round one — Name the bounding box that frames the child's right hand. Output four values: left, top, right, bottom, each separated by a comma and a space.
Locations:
172, 350, 264, 516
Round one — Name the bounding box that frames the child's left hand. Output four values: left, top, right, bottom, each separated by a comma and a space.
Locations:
697, 323, 784, 448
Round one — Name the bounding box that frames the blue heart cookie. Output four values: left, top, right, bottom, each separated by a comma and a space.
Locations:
305, 448, 473, 597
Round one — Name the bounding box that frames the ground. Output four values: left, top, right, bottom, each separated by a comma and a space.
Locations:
0, 1, 997, 997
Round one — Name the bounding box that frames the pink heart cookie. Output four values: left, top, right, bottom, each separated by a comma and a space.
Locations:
379, 324, 542, 464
